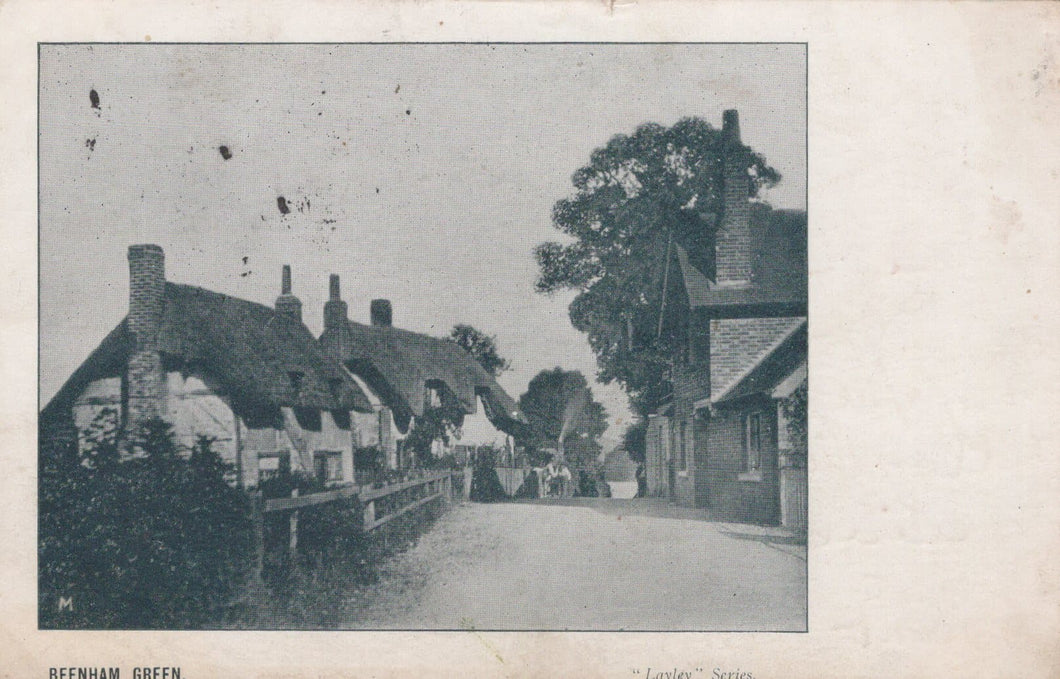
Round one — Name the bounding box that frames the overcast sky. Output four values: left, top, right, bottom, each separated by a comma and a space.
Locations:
39, 43, 806, 446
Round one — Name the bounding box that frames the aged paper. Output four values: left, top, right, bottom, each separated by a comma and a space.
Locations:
4, 1, 1059, 677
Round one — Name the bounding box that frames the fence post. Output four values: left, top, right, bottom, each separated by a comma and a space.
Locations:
250, 491, 265, 589
289, 488, 299, 555
363, 499, 375, 531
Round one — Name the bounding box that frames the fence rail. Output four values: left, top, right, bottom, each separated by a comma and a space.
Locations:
249, 470, 460, 583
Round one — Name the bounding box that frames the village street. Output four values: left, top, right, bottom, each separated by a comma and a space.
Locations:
338, 498, 806, 631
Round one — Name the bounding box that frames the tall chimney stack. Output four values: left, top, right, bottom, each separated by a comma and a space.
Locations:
716, 109, 752, 287
320, 274, 353, 361
370, 299, 392, 327
275, 264, 303, 322
126, 244, 167, 429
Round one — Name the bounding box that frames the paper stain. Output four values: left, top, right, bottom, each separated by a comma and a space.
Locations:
988, 195, 1023, 245
459, 617, 505, 664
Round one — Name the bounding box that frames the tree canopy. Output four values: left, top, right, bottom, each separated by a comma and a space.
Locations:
622, 420, 647, 465
517, 367, 608, 470
534, 117, 780, 415
449, 324, 511, 377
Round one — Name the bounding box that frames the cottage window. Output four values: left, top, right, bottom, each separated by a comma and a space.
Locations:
257, 451, 291, 483
328, 377, 343, 402
426, 384, 442, 409
313, 450, 343, 483
745, 412, 763, 472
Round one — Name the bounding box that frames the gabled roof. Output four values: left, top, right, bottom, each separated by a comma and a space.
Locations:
711, 321, 807, 406
322, 320, 525, 436
42, 283, 371, 422
677, 205, 807, 318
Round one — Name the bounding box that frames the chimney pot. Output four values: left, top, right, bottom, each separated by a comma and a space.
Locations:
275, 265, 302, 322
323, 273, 349, 332
722, 109, 741, 143
281, 264, 292, 295
370, 299, 392, 327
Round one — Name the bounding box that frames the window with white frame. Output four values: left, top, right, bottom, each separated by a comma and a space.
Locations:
745, 412, 763, 472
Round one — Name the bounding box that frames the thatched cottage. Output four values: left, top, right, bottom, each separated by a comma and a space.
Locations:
40, 245, 372, 489
319, 274, 525, 470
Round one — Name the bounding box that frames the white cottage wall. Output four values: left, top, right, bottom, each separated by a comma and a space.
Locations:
72, 376, 122, 452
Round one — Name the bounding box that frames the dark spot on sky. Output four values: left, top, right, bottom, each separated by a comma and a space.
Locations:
240, 271, 251, 277
277, 196, 290, 214
318, 111, 322, 116
219, 145, 232, 160
375, 187, 380, 193
322, 218, 336, 224
395, 84, 400, 93
242, 256, 249, 264
321, 90, 326, 95
405, 109, 411, 115
89, 89, 100, 109
85, 138, 96, 151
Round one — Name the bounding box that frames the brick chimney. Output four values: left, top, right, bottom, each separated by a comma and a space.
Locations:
321, 273, 353, 359
275, 264, 303, 322
324, 274, 348, 329
126, 244, 167, 429
370, 299, 392, 327
715, 109, 752, 287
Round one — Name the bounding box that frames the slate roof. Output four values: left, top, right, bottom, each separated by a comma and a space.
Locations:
677, 205, 807, 317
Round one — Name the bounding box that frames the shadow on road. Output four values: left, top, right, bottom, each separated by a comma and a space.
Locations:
718, 528, 807, 546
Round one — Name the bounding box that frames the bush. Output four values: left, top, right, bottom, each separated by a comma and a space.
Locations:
468, 446, 507, 503
39, 414, 254, 629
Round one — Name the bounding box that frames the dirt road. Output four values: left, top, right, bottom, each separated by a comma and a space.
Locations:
339, 498, 806, 631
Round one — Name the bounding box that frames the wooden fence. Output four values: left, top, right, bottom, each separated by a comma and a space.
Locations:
248, 470, 461, 582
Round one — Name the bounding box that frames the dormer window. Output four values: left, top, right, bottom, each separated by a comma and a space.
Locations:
288, 371, 304, 395
425, 381, 443, 409
328, 377, 343, 402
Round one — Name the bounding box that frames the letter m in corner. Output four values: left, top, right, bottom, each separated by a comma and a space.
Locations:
58, 596, 74, 612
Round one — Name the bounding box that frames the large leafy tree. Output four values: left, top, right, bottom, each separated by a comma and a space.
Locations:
535, 117, 780, 415
448, 324, 511, 377
517, 368, 608, 470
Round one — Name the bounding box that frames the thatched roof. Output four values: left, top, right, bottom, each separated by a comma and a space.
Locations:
677, 205, 807, 318
321, 320, 525, 436
42, 283, 371, 423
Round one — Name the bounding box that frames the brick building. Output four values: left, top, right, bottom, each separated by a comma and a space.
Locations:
643, 110, 808, 527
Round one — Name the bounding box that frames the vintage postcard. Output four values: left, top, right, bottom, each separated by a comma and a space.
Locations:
4, 2, 1060, 678
37, 41, 807, 635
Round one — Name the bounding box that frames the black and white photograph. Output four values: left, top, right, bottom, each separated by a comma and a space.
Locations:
38, 42, 807, 632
